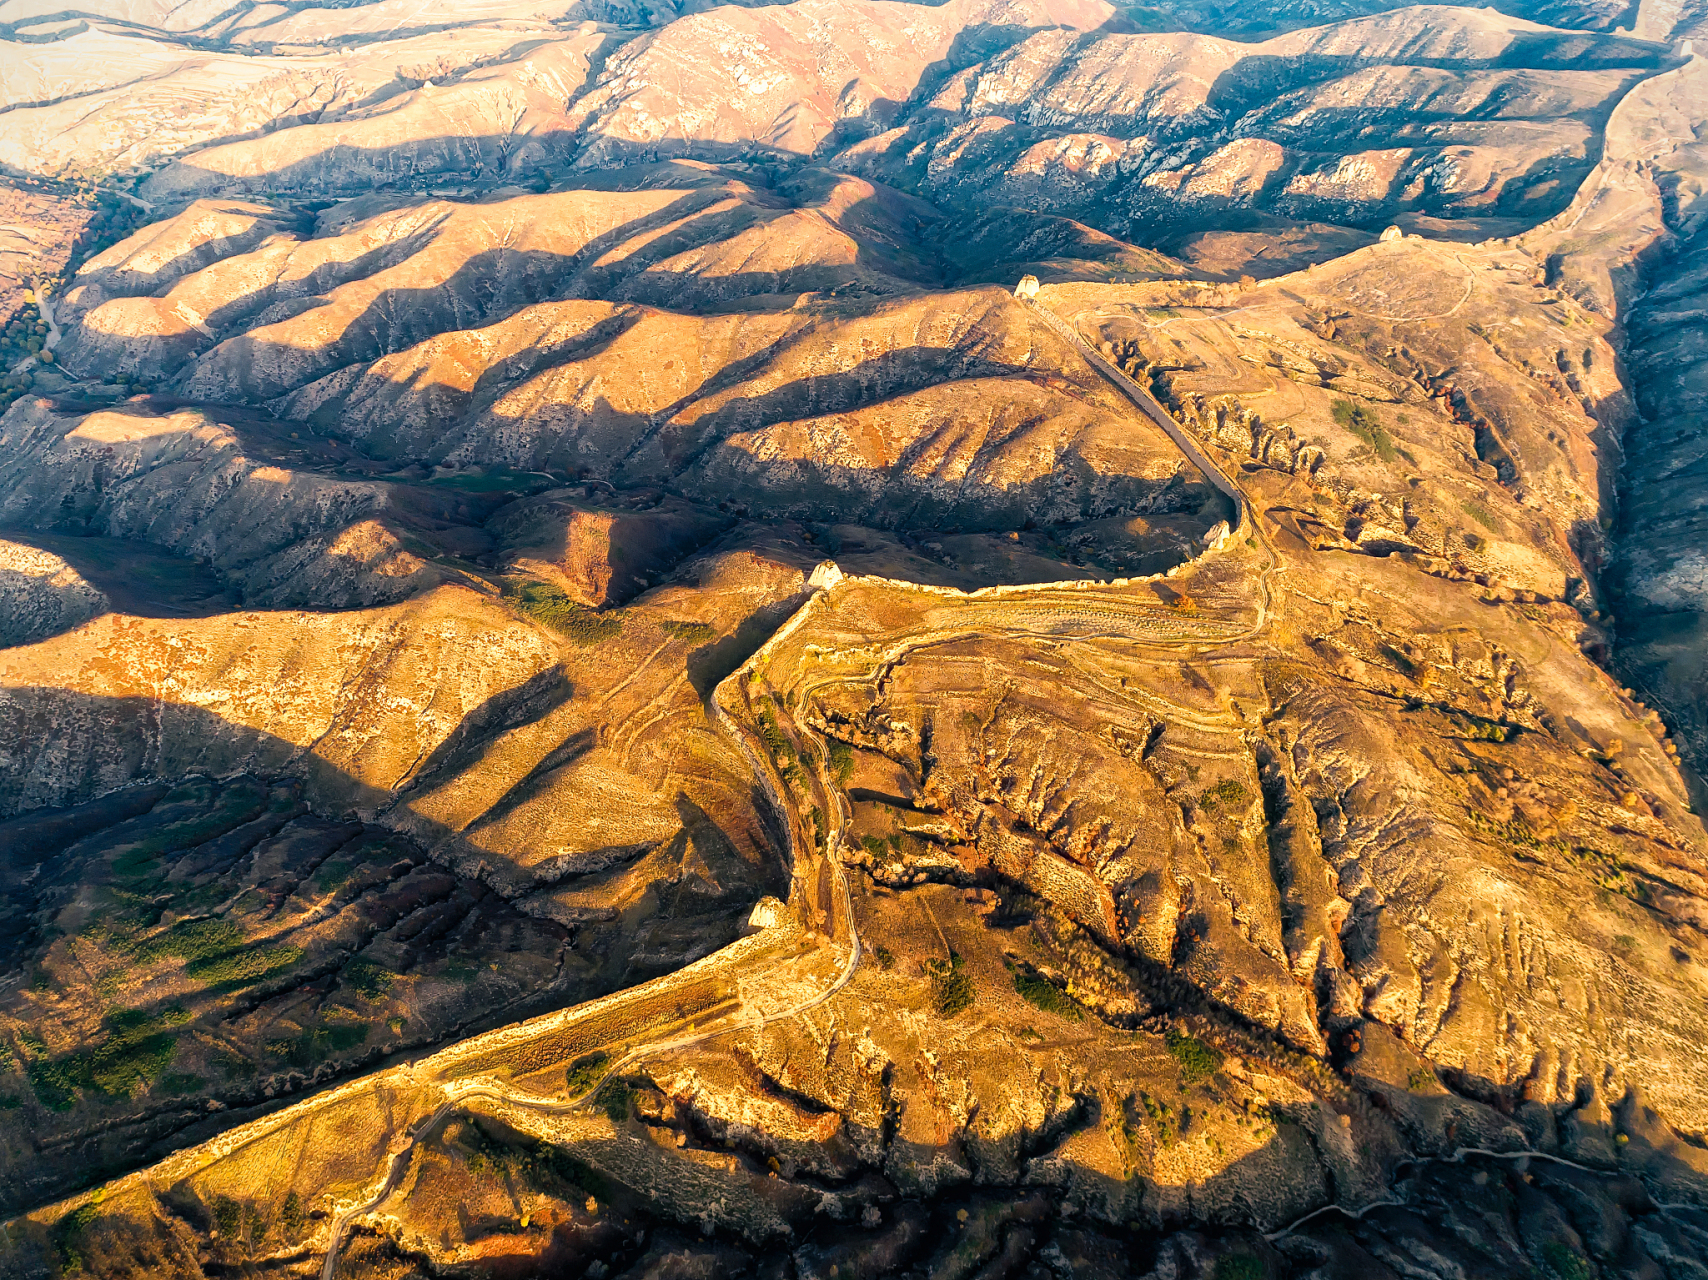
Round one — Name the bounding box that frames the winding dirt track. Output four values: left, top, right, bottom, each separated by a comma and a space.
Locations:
315, 294, 1268, 1276
318, 700, 864, 1279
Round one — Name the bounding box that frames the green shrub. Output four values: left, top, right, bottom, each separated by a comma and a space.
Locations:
55, 1201, 99, 1272
1199, 779, 1253, 814
1014, 971, 1082, 1019
280, 1191, 304, 1239
565, 1052, 611, 1096
1166, 1029, 1221, 1084
211, 1195, 242, 1240
928, 953, 975, 1018
1140, 1091, 1177, 1146
757, 701, 794, 763
513, 581, 623, 644
1407, 1066, 1437, 1092
601, 1079, 633, 1122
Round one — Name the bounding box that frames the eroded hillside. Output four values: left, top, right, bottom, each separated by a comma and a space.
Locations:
1, 0, 1707, 1276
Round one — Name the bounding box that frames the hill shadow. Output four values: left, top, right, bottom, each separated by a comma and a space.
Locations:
0, 528, 233, 623
0, 685, 787, 1215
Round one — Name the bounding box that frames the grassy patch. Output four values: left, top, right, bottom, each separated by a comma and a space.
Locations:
1541, 1240, 1591, 1280
1166, 1028, 1221, 1084
661, 619, 716, 645
188, 944, 304, 993
425, 468, 554, 494
1332, 398, 1398, 464
25, 1058, 78, 1111
265, 1022, 369, 1068
341, 960, 395, 1001
1407, 1067, 1438, 1092
827, 739, 854, 786
313, 859, 353, 895
927, 952, 975, 1018
1013, 970, 1082, 1020
109, 782, 267, 879
1461, 498, 1498, 531
1215, 1257, 1266, 1280
25, 1009, 181, 1108
135, 917, 243, 965
512, 581, 623, 644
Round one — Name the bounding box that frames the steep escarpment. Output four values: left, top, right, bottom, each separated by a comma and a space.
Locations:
1583, 56, 1708, 785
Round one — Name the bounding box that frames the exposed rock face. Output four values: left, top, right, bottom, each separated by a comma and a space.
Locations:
1584, 56, 1708, 790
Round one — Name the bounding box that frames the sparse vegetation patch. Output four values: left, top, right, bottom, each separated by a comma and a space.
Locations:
1166, 1028, 1221, 1084
661, 619, 716, 645
513, 581, 624, 644
1013, 970, 1083, 1019
1332, 398, 1398, 463
1461, 498, 1498, 531
565, 1051, 611, 1096
928, 952, 976, 1018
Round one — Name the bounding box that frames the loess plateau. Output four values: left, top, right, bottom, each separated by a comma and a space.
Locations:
0, 0, 1707, 1276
